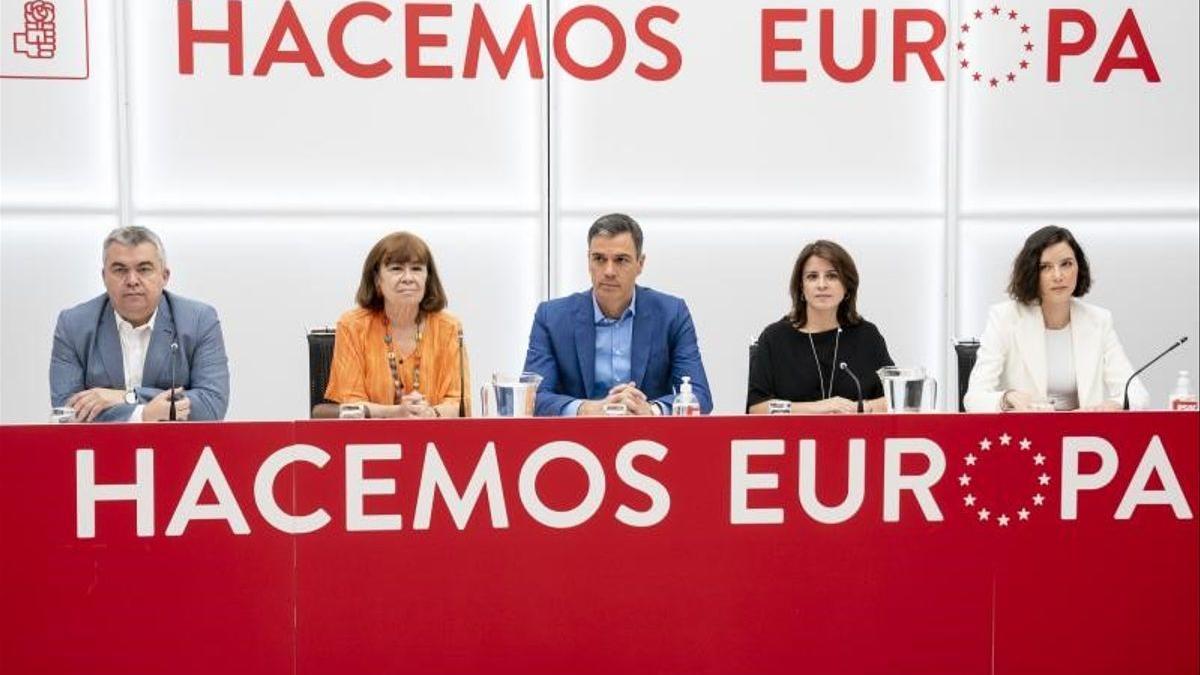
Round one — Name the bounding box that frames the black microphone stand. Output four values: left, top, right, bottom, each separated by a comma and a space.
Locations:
1124, 336, 1188, 410
169, 342, 179, 421
457, 329, 466, 418
839, 362, 864, 413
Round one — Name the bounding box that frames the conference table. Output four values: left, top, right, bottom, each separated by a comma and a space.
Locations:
2, 412, 1196, 674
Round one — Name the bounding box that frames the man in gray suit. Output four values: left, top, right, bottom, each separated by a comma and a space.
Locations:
49, 226, 230, 422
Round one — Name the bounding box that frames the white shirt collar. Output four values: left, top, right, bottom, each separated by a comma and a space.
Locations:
115, 309, 157, 334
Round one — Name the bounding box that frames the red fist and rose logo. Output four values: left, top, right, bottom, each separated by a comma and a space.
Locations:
12, 0, 57, 59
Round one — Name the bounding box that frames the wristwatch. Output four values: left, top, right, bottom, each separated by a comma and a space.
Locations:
124, 389, 137, 405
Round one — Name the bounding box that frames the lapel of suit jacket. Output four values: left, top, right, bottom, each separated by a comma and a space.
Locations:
574, 293, 596, 397
1069, 299, 1099, 405
96, 300, 126, 389
630, 287, 652, 387
141, 294, 176, 390
1018, 303, 1048, 397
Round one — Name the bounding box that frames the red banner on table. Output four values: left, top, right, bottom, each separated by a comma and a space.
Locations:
2, 412, 1197, 674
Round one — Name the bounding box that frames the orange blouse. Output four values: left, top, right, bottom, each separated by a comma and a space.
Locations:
325, 308, 471, 415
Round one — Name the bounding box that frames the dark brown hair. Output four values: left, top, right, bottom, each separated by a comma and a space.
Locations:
788, 240, 862, 328
588, 213, 644, 256
1007, 225, 1091, 305
355, 232, 447, 313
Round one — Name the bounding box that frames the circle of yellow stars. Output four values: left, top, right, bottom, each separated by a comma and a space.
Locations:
957, 5, 1033, 89
959, 432, 1048, 527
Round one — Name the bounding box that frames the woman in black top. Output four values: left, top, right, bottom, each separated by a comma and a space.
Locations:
747, 240, 894, 414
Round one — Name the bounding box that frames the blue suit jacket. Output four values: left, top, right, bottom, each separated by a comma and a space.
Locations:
49, 291, 230, 421
522, 286, 713, 416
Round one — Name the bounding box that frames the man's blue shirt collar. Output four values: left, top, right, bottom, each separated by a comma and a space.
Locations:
591, 288, 637, 325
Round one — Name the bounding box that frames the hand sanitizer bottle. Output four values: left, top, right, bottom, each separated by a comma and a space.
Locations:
1169, 370, 1198, 411
671, 376, 701, 416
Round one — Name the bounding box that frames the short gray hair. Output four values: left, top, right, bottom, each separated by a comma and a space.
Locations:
102, 226, 167, 267
587, 213, 644, 257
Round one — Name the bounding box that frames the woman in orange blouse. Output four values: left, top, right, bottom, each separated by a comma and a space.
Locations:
325, 232, 470, 418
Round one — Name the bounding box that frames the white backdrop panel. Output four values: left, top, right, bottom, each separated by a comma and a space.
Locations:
554, 0, 947, 213
555, 216, 945, 413
957, 218, 1200, 406
958, 0, 1200, 212
0, 214, 118, 422
126, 0, 544, 211
0, 2, 116, 208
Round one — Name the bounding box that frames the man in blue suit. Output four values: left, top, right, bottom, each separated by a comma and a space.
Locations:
49, 226, 230, 422
523, 213, 712, 416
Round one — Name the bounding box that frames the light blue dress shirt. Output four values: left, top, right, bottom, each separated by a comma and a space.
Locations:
561, 291, 636, 416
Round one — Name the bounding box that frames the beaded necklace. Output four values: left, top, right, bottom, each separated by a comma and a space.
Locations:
383, 314, 423, 404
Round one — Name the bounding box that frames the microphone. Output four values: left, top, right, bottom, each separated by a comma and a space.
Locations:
839, 362, 864, 413
457, 328, 466, 418
1124, 336, 1188, 410
169, 342, 179, 421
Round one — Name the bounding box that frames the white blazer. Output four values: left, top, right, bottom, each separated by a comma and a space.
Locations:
964, 299, 1149, 411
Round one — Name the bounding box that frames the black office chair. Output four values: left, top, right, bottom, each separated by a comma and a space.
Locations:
953, 339, 980, 412
307, 328, 337, 418
747, 341, 759, 413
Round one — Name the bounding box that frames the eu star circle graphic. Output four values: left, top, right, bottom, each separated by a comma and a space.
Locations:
958, 5, 1034, 89
959, 431, 1049, 527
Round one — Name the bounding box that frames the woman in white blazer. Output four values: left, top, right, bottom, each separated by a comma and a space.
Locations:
965, 226, 1149, 412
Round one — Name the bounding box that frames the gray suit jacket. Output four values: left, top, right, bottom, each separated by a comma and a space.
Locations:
49, 291, 230, 421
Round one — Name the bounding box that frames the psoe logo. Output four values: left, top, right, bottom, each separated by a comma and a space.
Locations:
0, 0, 89, 79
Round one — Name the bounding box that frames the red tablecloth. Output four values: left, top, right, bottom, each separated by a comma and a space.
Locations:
2, 412, 1197, 674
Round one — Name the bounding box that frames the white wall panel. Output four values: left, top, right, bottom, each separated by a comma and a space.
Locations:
959, 0, 1199, 212
0, 2, 117, 208
555, 0, 947, 213
137, 215, 544, 421
958, 218, 1200, 406
0, 214, 118, 422
126, 0, 544, 211
556, 216, 945, 413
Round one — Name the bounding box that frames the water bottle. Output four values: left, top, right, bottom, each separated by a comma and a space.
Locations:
1169, 370, 1198, 411
671, 376, 701, 416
